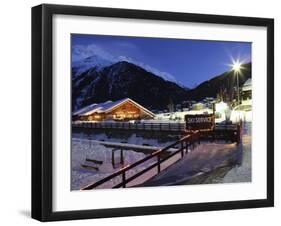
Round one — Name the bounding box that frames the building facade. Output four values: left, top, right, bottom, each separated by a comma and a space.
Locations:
241, 78, 252, 105
73, 98, 155, 121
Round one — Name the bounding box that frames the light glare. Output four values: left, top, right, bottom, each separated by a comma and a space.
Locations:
232, 61, 242, 72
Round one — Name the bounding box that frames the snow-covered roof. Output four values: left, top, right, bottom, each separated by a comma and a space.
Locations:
242, 78, 252, 91
73, 103, 98, 116
191, 102, 206, 110
73, 98, 155, 117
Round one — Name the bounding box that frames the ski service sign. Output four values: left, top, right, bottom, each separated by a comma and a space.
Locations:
185, 114, 215, 131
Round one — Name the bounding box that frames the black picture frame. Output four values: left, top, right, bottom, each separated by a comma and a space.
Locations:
32, 4, 274, 222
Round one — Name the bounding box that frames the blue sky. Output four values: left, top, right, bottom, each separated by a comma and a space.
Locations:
72, 34, 251, 88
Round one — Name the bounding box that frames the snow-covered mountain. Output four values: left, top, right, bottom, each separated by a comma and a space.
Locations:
113, 56, 181, 85
72, 54, 185, 86
72, 61, 189, 111
72, 54, 113, 78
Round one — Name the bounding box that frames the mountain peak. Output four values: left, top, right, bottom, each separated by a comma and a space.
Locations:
72, 52, 185, 87
72, 60, 189, 111
72, 54, 113, 77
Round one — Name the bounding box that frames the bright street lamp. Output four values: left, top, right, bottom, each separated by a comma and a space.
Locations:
231, 61, 242, 105
232, 62, 242, 73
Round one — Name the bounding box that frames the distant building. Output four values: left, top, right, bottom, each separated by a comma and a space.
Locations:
73, 98, 155, 121
203, 97, 215, 102
241, 78, 252, 105
189, 102, 213, 115
202, 97, 215, 109
182, 100, 196, 109
190, 102, 206, 111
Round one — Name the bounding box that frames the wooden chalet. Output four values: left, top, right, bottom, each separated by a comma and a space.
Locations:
73, 98, 155, 121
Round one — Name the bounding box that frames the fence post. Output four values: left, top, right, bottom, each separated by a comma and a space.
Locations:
181, 141, 184, 157
112, 149, 115, 167
157, 155, 161, 173
120, 149, 124, 165
122, 171, 126, 188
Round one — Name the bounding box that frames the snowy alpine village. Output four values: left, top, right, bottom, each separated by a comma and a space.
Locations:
71, 35, 252, 190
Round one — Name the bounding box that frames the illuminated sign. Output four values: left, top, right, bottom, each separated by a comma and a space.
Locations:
185, 114, 215, 131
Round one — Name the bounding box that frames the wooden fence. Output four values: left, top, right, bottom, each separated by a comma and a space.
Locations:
73, 121, 185, 132
81, 131, 200, 190
72, 121, 241, 143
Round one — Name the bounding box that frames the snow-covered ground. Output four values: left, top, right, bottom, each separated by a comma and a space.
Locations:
72, 141, 151, 190
140, 142, 239, 186
72, 131, 178, 147
221, 122, 252, 183
141, 122, 252, 186
71, 121, 252, 189
71, 131, 178, 190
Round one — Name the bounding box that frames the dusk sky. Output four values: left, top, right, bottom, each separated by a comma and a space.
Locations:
72, 34, 251, 88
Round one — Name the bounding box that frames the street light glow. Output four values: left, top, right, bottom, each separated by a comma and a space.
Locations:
232, 61, 242, 72
230, 59, 244, 105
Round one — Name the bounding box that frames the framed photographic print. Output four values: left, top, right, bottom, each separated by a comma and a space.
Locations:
32, 4, 274, 221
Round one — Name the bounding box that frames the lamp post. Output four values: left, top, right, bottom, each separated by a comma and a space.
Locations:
232, 62, 242, 105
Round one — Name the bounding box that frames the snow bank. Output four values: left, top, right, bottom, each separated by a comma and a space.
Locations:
71, 140, 151, 190
71, 132, 176, 190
